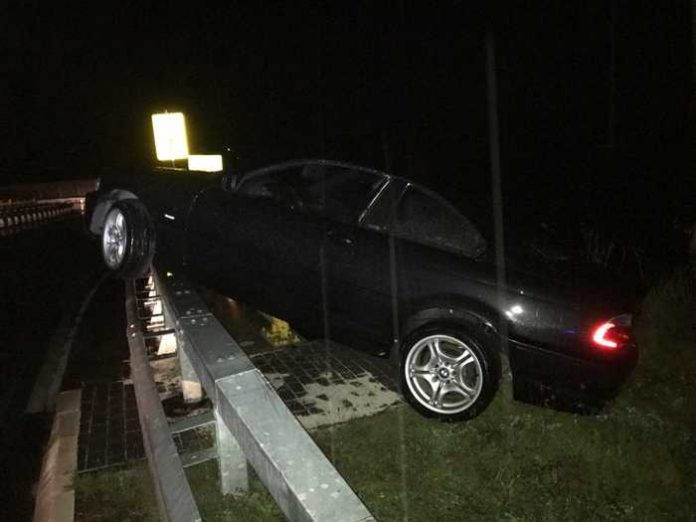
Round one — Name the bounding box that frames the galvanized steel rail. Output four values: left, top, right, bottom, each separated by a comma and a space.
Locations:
125, 281, 202, 522
128, 271, 375, 521
0, 200, 79, 234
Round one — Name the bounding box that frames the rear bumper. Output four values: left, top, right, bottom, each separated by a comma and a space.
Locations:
508, 338, 638, 410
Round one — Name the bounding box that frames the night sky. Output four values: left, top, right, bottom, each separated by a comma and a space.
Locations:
5, 1, 695, 238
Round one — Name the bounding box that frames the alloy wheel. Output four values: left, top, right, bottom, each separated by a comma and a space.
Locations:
102, 208, 128, 269
404, 334, 483, 415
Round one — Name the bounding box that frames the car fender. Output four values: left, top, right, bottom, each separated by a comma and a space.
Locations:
395, 296, 504, 359
88, 189, 138, 235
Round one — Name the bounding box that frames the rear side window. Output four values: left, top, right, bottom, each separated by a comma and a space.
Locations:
395, 186, 486, 258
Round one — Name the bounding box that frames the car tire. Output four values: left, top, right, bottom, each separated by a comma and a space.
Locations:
400, 323, 500, 421
101, 199, 155, 279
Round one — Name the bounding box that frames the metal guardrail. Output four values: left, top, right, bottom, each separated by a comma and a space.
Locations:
0, 200, 80, 235
0, 178, 99, 201
127, 271, 375, 522
125, 283, 201, 522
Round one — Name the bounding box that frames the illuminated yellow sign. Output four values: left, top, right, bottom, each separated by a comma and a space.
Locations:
188, 154, 223, 172
151, 112, 189, 161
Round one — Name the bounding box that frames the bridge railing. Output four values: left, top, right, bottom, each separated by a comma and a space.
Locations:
0, 178, 99, 201
126, 271, 375, 522
0, 201, 81, 235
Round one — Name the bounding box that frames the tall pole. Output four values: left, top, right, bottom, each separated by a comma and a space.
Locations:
607, 0, 617, 148
693, 0, 696, 84
316, 19, 326, 156
485, 30, 508, 346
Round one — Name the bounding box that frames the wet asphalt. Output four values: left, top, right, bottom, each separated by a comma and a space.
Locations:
0, 218, 103, 520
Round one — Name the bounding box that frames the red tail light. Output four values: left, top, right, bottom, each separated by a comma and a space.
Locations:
591, 315, 632, 350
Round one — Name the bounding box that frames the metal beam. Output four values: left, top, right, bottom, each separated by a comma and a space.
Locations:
169, 410, 215, 434
125, 283, 201, 522
156, 273, 375, 522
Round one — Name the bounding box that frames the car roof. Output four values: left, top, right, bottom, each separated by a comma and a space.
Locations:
237, 159, 470, 216
237, 158, 468, 216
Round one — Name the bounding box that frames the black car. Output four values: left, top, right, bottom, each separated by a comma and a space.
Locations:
87, 159, 637, 421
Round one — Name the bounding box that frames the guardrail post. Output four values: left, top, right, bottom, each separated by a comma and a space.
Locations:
177, 332, 204, 404
214, 405, 249, 495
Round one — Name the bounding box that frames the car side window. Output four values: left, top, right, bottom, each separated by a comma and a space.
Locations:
395, 186, 486, 258
239, 164, 385, 224
302, 165, 385, 224
237, 167, 307, 209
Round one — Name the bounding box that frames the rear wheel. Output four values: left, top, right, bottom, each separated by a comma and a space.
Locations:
400, 324, 500, 421
101, 200, 155, 279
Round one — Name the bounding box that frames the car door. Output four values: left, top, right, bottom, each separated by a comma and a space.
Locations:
314, 165, 396, 350
186, 165, 325, 330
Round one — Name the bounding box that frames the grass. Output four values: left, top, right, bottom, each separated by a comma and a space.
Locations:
312, 395, 695, 521
74, 464, 159, 522
74, 267, 696, 521
626, 266, 696, 430
185, 461, 283, 521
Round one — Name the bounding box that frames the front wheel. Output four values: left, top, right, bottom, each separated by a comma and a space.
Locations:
101, 199, 155, 279
400, 324, 500, 421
